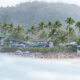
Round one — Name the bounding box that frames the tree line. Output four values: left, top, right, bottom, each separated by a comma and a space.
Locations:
0, 17, 80, 45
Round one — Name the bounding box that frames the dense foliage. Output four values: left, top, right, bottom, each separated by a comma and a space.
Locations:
0, 17, 80, 45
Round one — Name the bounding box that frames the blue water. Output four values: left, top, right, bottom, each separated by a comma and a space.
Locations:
0, 53, 80, 80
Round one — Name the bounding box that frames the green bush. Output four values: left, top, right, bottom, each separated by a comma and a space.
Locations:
65, 46, 77, 52
22, 47, 49, 53
53, 46, 60, 52
0, 46, 19, 52
0, 45, 77, 53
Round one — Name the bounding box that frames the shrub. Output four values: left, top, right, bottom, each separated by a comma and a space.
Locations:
0, 46, 19, 52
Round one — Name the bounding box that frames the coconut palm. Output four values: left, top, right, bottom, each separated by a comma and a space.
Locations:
65, 17, 75, 43
12, 24, 24, 40
38, 21, 45, 30
0, 22, 2, 32
26, 25, 36, 34
26, 28, 31, 34
30, 25, 36, 34
75, 21, 80, 33
38, 30, 48, 40
8, 23, 14, 33
53, 20, 62, 29
47, 21, 52, 32
48, 28, 56, 40
66, 27, 75, 42
17, 24, 24, 33
68, 27, 75, 37
0, 22, 2, 27
65, 17, 75, 26
25, 35, 32, 41
1, 23, 8, 34
56, 29, 68, 43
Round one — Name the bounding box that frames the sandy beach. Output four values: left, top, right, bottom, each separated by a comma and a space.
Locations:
4, 51, 80, 61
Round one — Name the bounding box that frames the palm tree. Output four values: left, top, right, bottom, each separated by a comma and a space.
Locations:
0, 22, 2, 32
47, 21, 52, 32
66, 27, 75, 42
38, 30, 48, 40
25, 35, 31, 41
75, 21, 80, 31
68, 27, 74, 37
75, 21, 80, 36
26, 25, 36, 34
0, 22, 2, 27
12, 24, 24, 40
56, 29, 68, 43
1, 23, 8, 34
48, 28, 56, 40
65, 17, 75, 43
17, 24, 24, 33
38, 21, 45, 30
53, 20, 62, 29
30, 25, 36, 34
26, 28, 31, 34
9, 23, 14, 33
65, 17, 75, 26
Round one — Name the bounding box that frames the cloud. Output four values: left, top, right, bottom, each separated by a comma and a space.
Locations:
0, 0, 80, 7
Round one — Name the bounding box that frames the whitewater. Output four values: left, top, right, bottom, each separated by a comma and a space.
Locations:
0, 53, 80, 80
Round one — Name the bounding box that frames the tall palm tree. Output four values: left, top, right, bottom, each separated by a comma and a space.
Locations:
68, 27, 74, 38
17, 24, 24, 33
7, 23, 14, 41
75, 21, 80, 30
38, 21, 45, 30
75, 21, 80, 36
8, 23, 14, 33
53, 20, 62, 29
1, 23, 8, 34
65, 17, 75, 43
0, 22, 2, 27
48, 28, 56, 40
26, 25, 36, 40
47, 21, 52, 32
25, 35, 31, 41
30, 25, 36, 34
66, 26, 75, 42
38, 30, 48, 40
65, 17, 75, 26
0, 22, 2, 32
56, 29, 68, 43
12, 24, 24, 40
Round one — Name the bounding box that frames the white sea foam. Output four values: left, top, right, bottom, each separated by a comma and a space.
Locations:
0, 54, 80, 80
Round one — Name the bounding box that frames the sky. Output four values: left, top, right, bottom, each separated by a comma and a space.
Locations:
0, 0, 80, 7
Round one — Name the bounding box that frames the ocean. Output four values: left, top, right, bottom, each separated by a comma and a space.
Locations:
0, 53, 80, 80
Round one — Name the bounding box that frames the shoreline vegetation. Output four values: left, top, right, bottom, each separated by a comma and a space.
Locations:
0, 46, 79, 59
4, 51, 78, 59
0, 17, 80, 59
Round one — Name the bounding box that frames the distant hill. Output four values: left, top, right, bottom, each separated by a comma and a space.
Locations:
0, 2, 80, 28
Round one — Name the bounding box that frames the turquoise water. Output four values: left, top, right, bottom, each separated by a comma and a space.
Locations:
0, 53, 80, 80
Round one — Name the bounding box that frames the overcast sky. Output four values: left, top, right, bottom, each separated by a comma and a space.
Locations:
0, 0, 80, 7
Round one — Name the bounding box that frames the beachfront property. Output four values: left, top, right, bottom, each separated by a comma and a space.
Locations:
33, 40, 53, 48
8, 40, 53, 48
0, 33, 6, 46
77, 45, 80, 56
